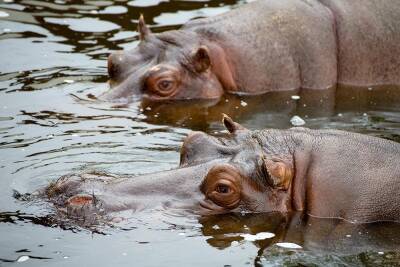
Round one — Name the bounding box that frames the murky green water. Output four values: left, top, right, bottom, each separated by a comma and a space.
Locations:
1, 0, 400, 266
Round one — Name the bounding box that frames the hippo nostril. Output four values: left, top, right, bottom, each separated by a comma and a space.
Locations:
66, 194, 94, 207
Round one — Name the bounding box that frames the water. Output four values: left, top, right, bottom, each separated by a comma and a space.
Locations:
1, 0, 400, 266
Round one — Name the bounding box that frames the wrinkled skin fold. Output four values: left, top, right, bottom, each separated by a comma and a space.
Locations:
44, 115, 400, 223
102, 0, 400, 101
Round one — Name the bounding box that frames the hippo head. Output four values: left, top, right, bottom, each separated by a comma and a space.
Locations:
45, 115, 297, 222
101, 16, 235, 102
180, 116, 295, 215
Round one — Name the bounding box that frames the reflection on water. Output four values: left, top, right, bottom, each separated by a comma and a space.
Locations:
1, 0, 400, 266
200, 212, 400, 266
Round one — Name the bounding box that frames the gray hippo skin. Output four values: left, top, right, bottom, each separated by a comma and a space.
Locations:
46, 116, 400, 223
103, 0, 400, 101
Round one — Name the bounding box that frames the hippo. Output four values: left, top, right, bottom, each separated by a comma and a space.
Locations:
102, 0, 400, 101
44, 115, 400, 224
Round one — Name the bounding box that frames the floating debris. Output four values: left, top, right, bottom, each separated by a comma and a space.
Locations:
291, 95, 300, 100
240, 100, 248, 107
275, 242, 302, 249
240, 232, 275, 241
17, 255, 30, 262
290, 115, 305, 126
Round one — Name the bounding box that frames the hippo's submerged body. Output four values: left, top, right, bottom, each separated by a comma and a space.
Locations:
45, 116, 400, 224
104, 0, 400, 101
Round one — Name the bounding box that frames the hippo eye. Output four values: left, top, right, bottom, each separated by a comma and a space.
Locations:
157, 79, 174, 92
201, 164, 242, 210
216, 184, 231, 194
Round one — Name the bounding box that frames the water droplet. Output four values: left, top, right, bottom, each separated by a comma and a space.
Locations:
212, 224, 220, 230
290, 115, 305, 126
346, 234, 351, 237
378, 252, 384, 255
291, 95, 300, 100
64, 79, 74, 84
337, 113, 343, 117
63, 256, 69, 259
145, 107, 151, 111
240, 100, 247, 107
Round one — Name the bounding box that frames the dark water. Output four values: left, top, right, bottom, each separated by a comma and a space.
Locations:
1, 0, 400, 266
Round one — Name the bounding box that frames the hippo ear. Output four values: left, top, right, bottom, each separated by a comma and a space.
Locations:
193, 46, 211, 73
263, 158, 293, 190
222, 114, 247, 133
138, 14, 151, 41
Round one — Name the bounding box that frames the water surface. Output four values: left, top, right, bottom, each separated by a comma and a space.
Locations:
1, 0, 400, 266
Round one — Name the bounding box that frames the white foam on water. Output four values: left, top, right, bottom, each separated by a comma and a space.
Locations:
240, 232, 275, 241
290, 115, 305, 126
17, 255, 30, 262
275, 242, 302, 249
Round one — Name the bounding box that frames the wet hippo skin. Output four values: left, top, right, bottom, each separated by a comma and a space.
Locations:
102, 0, 400, 101
44, 115, 400, 224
